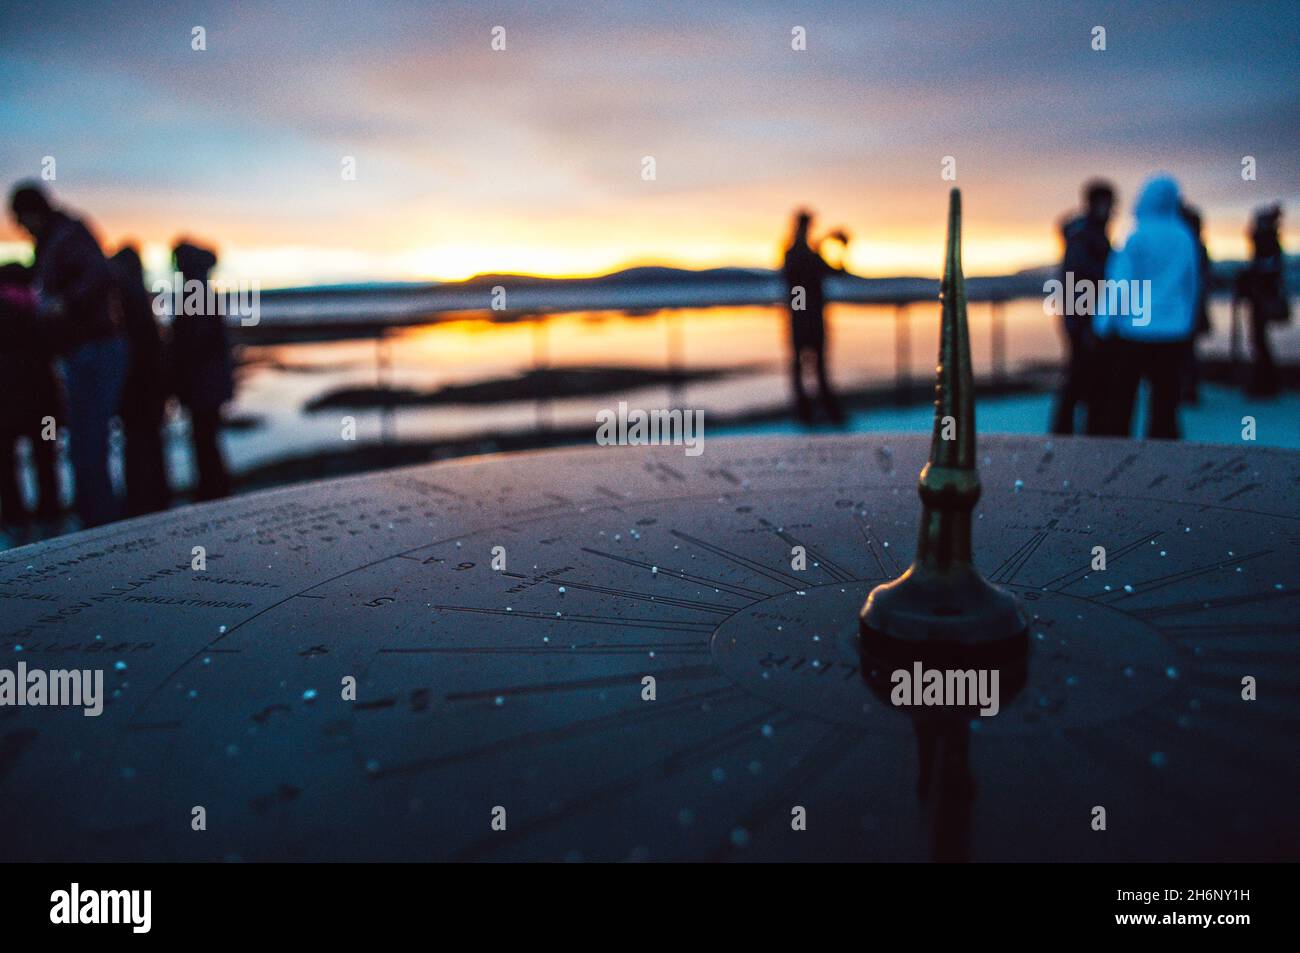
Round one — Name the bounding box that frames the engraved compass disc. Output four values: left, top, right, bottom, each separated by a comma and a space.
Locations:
1, 434, 1295, 861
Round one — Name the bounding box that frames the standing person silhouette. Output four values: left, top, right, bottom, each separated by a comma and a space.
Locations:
9, 182, 125, 527
781, 209, 845, 425
1051, 180, 1114, 434
1089, 175, 1199, 440
171, 240, 233, 501
1178, 203, 1213, 405
0, 262, 62, 530
111, 245, 172, 515
1234, 205, 1289, 397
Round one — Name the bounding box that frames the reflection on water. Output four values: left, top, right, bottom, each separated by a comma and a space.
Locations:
222, 297, 1294, 475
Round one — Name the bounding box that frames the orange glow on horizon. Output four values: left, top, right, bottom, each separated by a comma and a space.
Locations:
3, 218, 1296, 289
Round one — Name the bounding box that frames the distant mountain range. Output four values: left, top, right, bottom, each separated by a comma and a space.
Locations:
263, 256, 1299, 298
242, 258, 1298, 332
255, 264, 1046, 306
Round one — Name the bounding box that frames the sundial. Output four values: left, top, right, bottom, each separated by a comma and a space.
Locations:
1, 193, 1295, 862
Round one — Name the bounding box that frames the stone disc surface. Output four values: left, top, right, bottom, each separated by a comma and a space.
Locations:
0, 435, 1295, 861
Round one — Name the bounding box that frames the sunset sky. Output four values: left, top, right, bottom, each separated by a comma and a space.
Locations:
1, 0, 1297, 287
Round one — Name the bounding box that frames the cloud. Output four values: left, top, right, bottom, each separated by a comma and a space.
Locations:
2, 0, 1296, 279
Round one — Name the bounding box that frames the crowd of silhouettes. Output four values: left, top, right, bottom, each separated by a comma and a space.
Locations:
785, 187, 1289, 438
1, 182, 233, 533
0, 179, 1291, 534
1049, 174, 1289, 439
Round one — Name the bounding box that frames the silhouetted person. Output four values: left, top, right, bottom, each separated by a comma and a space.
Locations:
9, 182, 125, 527
1089, 175, 1199, 440
1178, 203, 1213, 404
111, 246, 171, 516
0, 263, 62, 528
1050, 179, 1113, 434
781, 210, 845, 425
171, 240, 233, 501
1234, 205, 1289, 397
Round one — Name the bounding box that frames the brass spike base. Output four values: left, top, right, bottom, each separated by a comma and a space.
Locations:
859, 561, 1029, 729
858, 562, 1027, 671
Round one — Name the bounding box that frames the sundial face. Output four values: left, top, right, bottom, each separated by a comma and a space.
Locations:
0, 435, 1295, 862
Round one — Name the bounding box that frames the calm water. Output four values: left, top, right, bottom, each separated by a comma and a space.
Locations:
221, 297, 1296, 477
1, 295, 1295, 544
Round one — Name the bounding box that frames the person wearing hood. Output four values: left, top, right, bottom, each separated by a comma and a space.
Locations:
1087, 175, 1199, 439
8, 182, 126, 527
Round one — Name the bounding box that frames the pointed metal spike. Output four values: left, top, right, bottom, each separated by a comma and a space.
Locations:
916, 188, 979, 570
931, 187, 974, 472
858, 188, 1027, 665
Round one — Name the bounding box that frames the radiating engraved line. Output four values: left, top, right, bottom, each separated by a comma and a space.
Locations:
380, 644, 708, 656
650, 462, 687, 482
1042, 531, 1161, 591
581, 546, 770, 599
1103, 549, 1271, 603
203, 540, 442, 652
761, 520, 855, 583
497, 494, 625, 522
1184, 455, 1248, 492
445, 664, 722, 702
433, 604, 714, 633
1012, 485, 1298, 522
708, 466, 742, 486
1219, 483, 1263, 503
670, 529, 803, 588
109, 488, 786, 719
545, 578, 741, 614
990, 524, 1053, 584
1134, 587, 1299, 620
1100, 453, 1139, 485
853, 516, 888, 577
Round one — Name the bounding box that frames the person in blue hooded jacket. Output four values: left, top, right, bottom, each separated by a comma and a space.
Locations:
1087, 175, 1199, 439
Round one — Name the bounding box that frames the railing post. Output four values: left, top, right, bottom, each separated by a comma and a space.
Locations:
533, 318, 550, 431
666, 310, 683, 406
990, 298, 1006, 386
894, 301, 911, 404
376, 329, 393, 450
